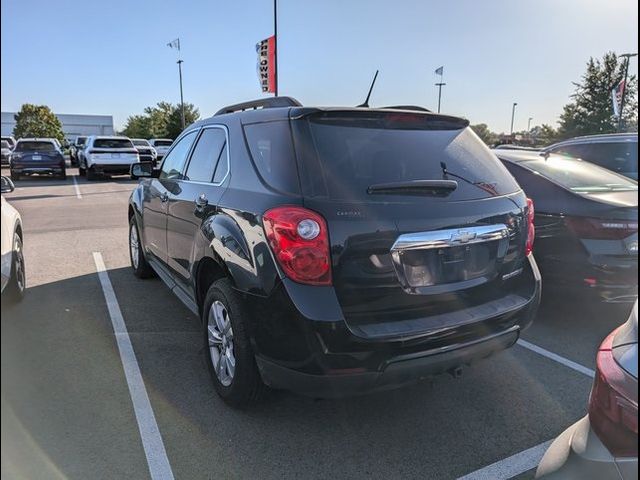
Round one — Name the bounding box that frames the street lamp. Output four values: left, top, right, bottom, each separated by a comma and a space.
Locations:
510, 102, 518, 135
527, 117, 533, 132
618, 53, 638, 132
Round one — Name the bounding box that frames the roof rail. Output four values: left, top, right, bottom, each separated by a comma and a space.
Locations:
215, 96, 302, 116
382, 105, 432, 113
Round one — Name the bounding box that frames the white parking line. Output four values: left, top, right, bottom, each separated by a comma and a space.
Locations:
72, 175, 82, 199
517, 339, 595, 378
93, 252, 174, 480
457, 440, 552, 480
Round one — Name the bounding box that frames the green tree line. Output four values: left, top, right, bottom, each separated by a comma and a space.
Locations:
121, 102, 200, 140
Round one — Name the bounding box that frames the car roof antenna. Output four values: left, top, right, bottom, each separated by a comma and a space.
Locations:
357, 70, 379, 108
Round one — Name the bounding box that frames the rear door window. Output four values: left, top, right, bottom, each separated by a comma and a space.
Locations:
184, 128, 226, 183
291, 112, 520, 201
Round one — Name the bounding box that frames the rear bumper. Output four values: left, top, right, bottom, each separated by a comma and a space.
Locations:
257, 325, 520, 397
536, 416, 637, 480
90, 163, 137, 175
248, 254, 541, 397
11, 165, 64, 174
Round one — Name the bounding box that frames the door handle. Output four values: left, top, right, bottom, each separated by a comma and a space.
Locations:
194, 193, 209, 212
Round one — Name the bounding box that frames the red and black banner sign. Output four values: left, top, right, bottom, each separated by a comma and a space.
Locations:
256, 36, 276, 94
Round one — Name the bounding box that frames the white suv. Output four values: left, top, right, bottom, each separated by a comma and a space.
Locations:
79, 136, 140, 180
148, 138, 173, 160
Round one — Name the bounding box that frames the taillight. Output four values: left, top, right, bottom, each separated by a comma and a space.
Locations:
565, 217, 638, 240
525, 198, 535, 256
262, 206, 332, 286
588, 327, 638, 457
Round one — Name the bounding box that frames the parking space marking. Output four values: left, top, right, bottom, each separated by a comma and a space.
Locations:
93, 252, 174, 480
457, 440, 552, 480
72, 175, 82, 199
517, 339, 595, 378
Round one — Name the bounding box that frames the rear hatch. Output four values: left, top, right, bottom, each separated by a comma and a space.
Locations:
89, 138, 139, 165
290, 110, 531, 339
13, 142, 61, 165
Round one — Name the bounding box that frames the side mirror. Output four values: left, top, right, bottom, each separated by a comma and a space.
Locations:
130, 162, 158, 179
1, 176, 15, 193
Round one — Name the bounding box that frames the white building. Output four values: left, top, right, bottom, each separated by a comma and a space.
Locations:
1, 112, 114, 141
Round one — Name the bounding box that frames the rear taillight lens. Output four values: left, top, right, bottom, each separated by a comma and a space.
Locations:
588, 327, 638, 457
565, 217, 638, 240
525, 198, 535, 256
262, 206, 332, 286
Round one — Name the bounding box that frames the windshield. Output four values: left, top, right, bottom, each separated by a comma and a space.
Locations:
291, 112, 520, 201
93, 138, 134, 149
522, 155, 638, 193
15, 141, 57, 152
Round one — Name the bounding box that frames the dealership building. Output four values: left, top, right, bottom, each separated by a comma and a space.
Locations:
1, 112, 114, 141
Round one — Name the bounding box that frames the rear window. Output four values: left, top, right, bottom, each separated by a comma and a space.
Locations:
15, 141, 56, 152
132, 139, 150, 146
1, 141, 9, 148
153, 140, 173, 147
521, 155, 638, 193
93, 138, 134, 149
291, 112, 520, 201
76, 137, 87, 145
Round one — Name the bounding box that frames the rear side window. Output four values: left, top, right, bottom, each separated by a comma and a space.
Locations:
185, 128, 227, 183
291, 112, 519, 201
93, 138, 133, 149
15, 141, 56, 151
243, 121, 300, 195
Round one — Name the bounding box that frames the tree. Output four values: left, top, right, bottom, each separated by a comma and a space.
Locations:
121, 102, 200, 139
13, 104, 65, 142
557, 52, 638, 139
470, 123, 498, 146
529, 124, 559, 146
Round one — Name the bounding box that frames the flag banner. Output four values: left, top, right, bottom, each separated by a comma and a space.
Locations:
167, 38, 180, 51
611, 80, 625, 117
435, 66, 444, 75
256, 36, 276, 93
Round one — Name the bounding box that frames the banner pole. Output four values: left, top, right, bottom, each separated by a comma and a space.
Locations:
274, 0, 278, 97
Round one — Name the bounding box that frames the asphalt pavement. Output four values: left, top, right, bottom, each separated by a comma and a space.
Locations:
1, 167, 634, 480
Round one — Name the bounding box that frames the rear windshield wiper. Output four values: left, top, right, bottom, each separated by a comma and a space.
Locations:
367, 180, 458, 196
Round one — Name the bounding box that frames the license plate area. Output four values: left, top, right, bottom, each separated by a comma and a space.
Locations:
391, 224, 509, 294
32, 155, 42, 160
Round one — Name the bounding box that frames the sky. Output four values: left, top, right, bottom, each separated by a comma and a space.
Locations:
1, 0, 638, 133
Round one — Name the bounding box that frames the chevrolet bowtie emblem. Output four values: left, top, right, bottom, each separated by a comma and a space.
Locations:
450, 231, 477, 244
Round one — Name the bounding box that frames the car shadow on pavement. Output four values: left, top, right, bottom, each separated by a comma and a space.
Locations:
1, 267, 605, 480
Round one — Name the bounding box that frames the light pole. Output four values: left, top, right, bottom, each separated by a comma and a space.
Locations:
510, 102, 518, 136
273, 0, 278, 97
618, 53, 638, 132
527, 117, 533, 132
167, 38, 186, 130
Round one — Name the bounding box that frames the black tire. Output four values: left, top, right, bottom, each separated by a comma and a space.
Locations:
86, 166, 98, 181
78, 161, 86, 176
3, 233, 25, 304
203, 278, 265, 407
129, 217, 154, 278
10, 170, 19, 181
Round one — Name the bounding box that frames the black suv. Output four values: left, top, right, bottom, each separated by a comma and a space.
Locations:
128, 97, 541, 406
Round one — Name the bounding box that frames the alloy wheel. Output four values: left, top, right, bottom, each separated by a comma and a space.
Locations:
207, 300, 236, 387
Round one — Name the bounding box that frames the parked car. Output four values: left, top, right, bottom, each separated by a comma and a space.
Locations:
1, 136, 16, 150
79, 136, 140, 180
148, 138, 173, 160
495, 149, 638, 303
128, 97, 541, 406
69, 136, 87, 167
1, 176, 25, 304
131, 139, 158, 166
10, 138, 66, 180
1, 140, 11, 166
536, 300, 638, 479
544, 133, 638, 180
